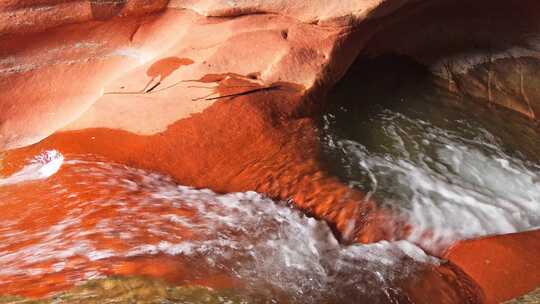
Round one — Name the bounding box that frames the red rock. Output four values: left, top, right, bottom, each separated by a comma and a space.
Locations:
401, 262, 485, 304
0, 2, 405, 242
444, 230, 540, 304
0, 0, 168, 35
0, 0, 413, 151
362, 0, 540, 118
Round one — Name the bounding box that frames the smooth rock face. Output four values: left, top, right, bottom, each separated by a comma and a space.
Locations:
169, 0, 413, 24
60, 9, 346, 135
0, 0, 412, 150
0, 14, 161, 150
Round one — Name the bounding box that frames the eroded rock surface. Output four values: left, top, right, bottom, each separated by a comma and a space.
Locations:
0, 0, 412, 151
362, 0, 540, 118
0, 0, 411, 244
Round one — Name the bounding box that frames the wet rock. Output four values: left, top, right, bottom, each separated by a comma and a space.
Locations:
0, 0, 168, 35
0, 0, 418, 151
444, 229, 540, 304
0, 0, 405, 245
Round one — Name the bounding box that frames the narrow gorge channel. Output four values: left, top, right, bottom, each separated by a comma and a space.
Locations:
0, 0, 539, 303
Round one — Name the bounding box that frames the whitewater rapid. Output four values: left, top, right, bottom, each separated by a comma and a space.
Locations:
0, 151, 437, 302
323, 108, 540, 252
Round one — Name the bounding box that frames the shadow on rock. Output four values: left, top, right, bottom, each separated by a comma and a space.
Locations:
90, 0, 128, 20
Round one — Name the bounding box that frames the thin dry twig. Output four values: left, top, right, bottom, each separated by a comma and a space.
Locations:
103, 81, 261, 96
193, 85, 282, 101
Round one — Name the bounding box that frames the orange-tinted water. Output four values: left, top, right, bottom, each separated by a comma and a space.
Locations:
0, 151, 476, 303
0, 153, 239, 297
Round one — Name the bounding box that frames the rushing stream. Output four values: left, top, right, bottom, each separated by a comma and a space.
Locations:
0, 151, 440, 303
1, 57, 539, 303
321, 57, 540, 253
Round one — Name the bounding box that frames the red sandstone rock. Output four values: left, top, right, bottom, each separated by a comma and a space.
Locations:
0, 0, 168, 35
0, 0, 415, 151
169, 0, 413, 24
444, 230, 540, 304
1, 76, 392, 243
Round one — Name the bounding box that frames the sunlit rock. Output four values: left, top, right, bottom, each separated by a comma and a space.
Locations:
444, 230, 540, 304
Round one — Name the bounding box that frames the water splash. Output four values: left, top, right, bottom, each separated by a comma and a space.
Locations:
0, 150, 63, 186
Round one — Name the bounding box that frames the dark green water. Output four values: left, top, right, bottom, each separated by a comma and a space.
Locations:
321, 56, 540, 252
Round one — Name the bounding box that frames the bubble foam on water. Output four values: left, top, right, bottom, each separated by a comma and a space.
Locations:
324, 109, 540, 253
0, 150, 63, 186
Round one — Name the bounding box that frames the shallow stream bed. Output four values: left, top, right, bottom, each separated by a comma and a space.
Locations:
0, 57, 539, 303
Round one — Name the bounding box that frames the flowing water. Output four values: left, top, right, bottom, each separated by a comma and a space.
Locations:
1, 57, 539, 303
0, 151, 441, 303
321, 57, 540, 253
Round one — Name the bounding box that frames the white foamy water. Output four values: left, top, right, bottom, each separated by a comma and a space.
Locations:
323, 109, 540, 253
0, 155, 439, 303
0, 150, 63, 186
